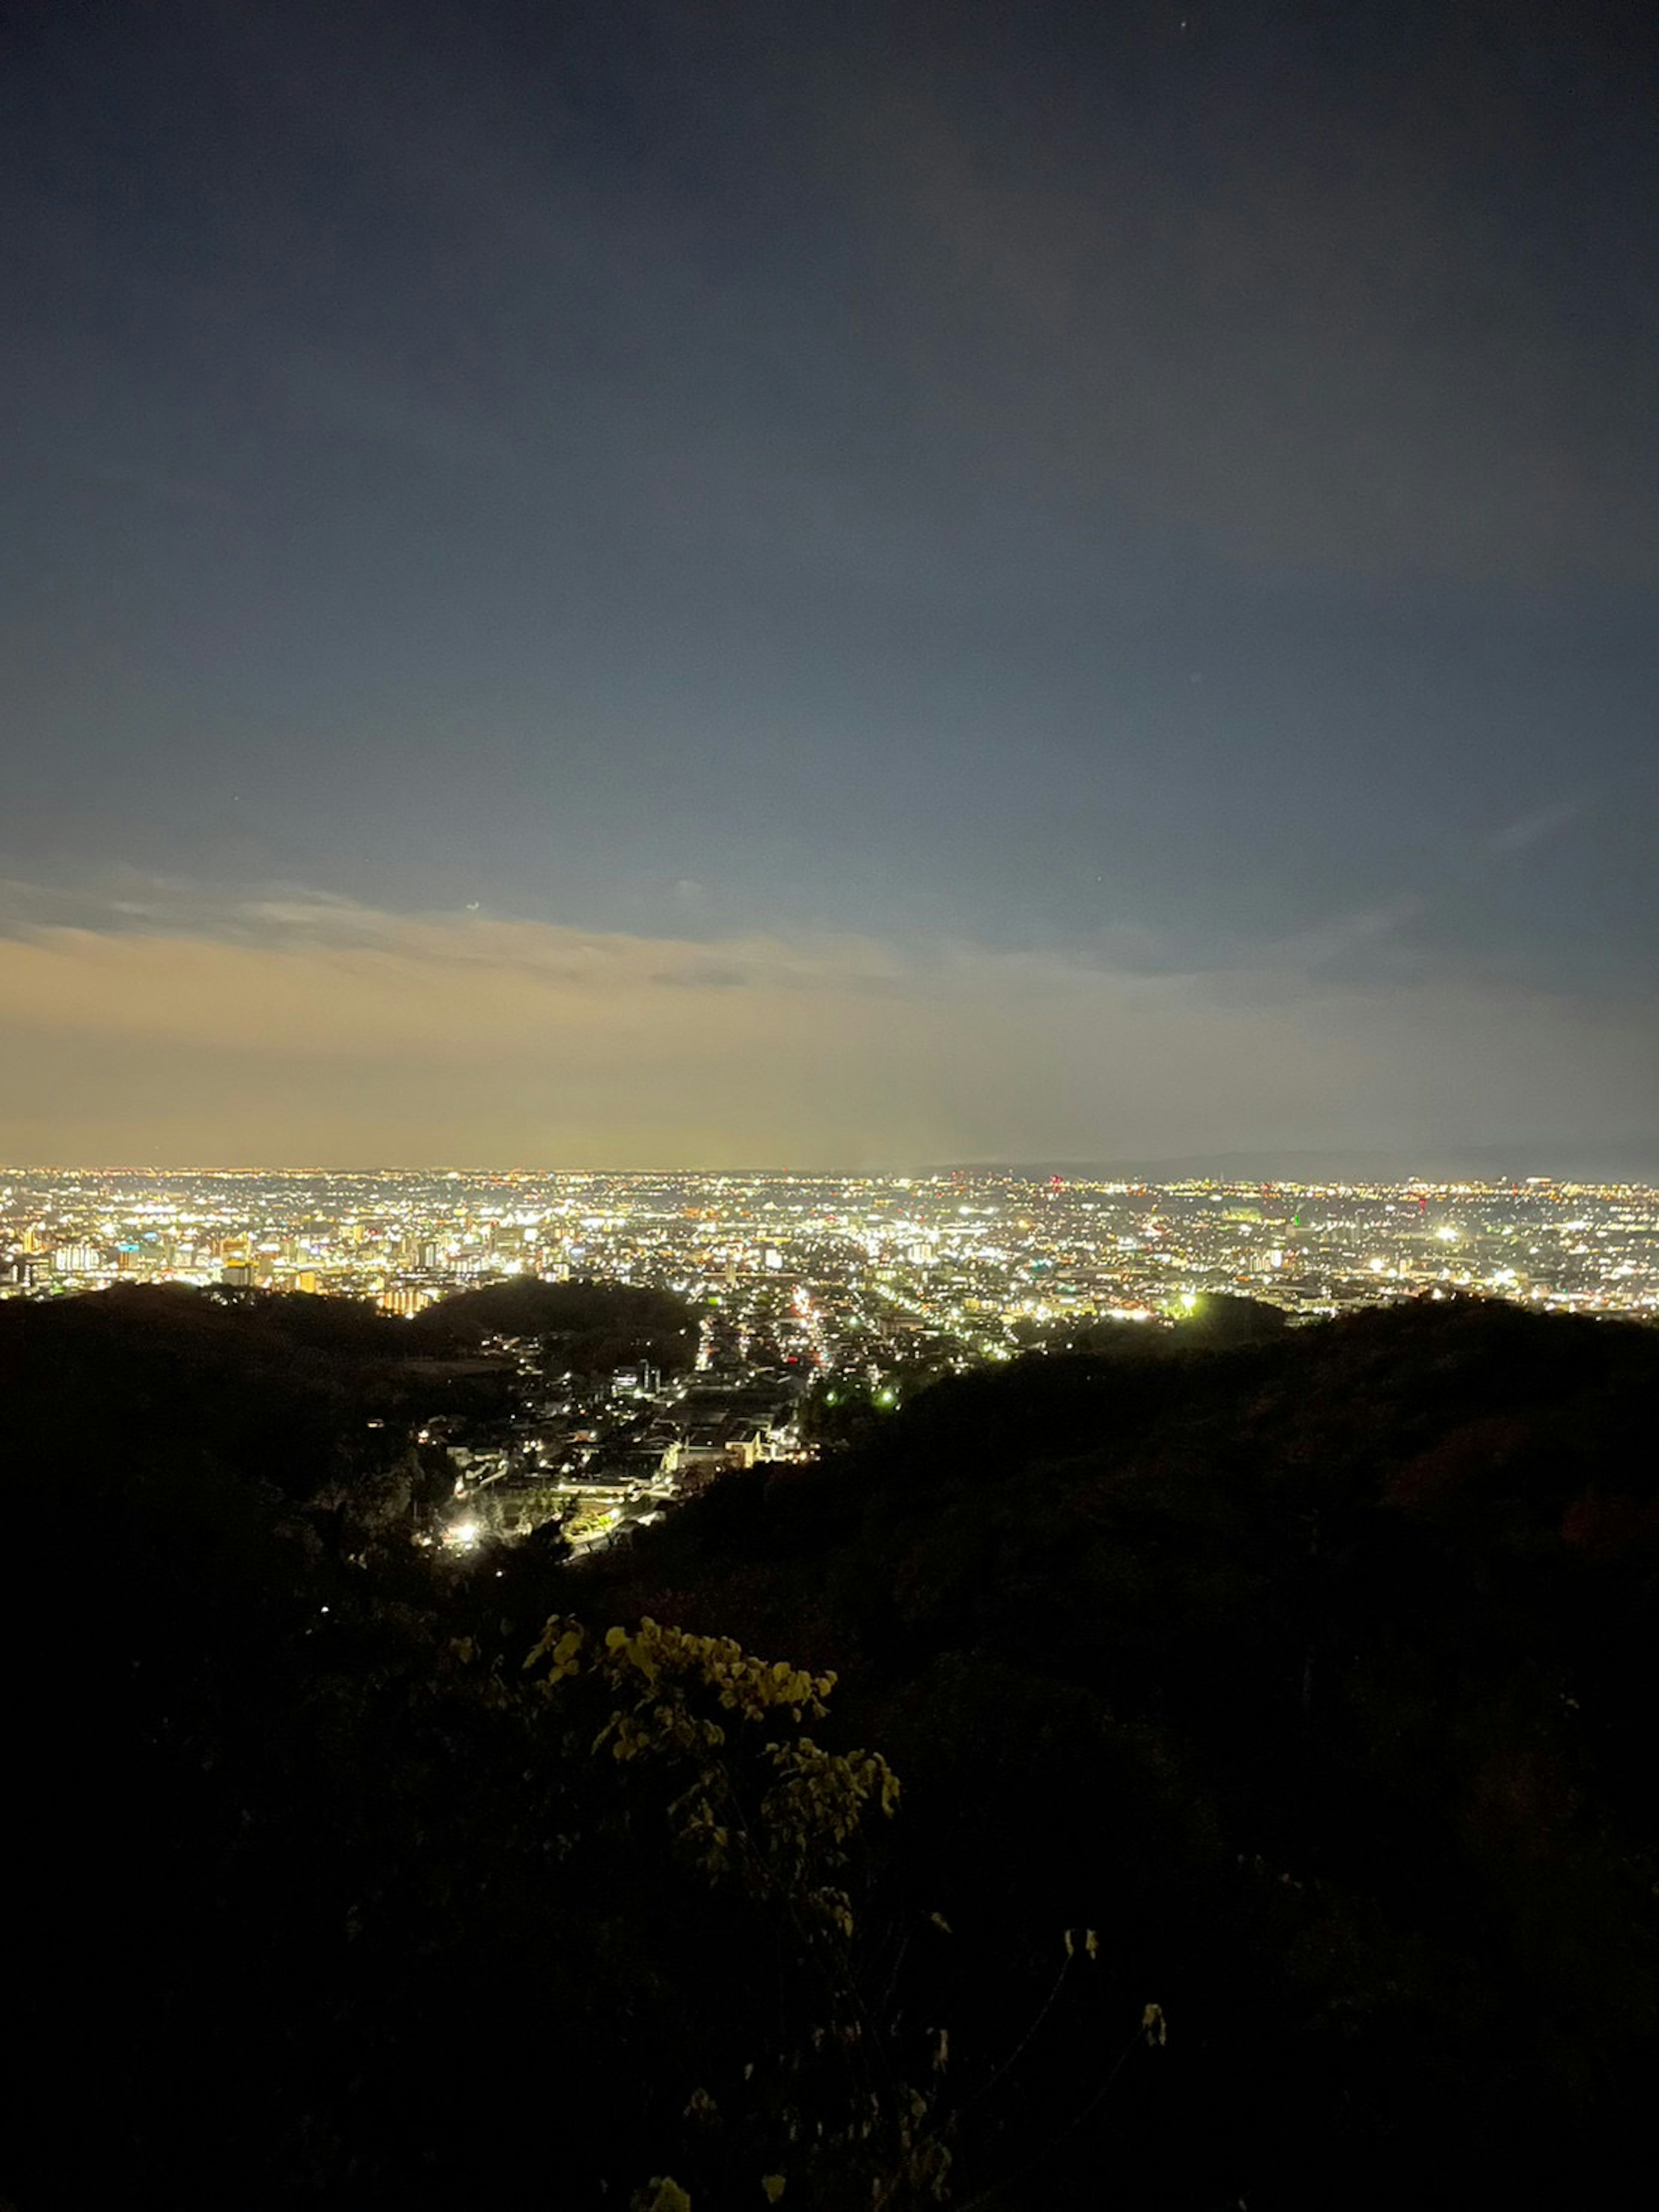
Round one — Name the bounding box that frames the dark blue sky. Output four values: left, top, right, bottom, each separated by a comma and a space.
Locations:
1, 0, 1654, 1166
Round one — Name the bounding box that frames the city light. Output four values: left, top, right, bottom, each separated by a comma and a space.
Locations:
1, 1165, 1653, 1420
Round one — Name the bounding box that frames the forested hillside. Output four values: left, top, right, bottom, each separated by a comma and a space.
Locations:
8, 1293, 1657, 2209
407, 1273, 696, 1367
590, 1297, 1659, 2203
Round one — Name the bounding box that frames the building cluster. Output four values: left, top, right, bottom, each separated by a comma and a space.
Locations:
6, 1164, 1653, 1553
3, 1168, 1656, 1350
426, 1360, 803, 1554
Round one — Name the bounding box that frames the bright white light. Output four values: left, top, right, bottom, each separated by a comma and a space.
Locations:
1434, 1225, 1458, 1244
448, 1519, 480, 1549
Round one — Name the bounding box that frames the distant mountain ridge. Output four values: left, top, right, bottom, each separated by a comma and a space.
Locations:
923, 1141, 1659, 1184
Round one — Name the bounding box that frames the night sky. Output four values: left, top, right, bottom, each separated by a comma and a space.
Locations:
3, 0, 1655, 1169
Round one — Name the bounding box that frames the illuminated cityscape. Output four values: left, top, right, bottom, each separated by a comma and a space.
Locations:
7, 1166, 1652, 1557
7, 1165, 1655, 1335
8, 0, 1657, 2199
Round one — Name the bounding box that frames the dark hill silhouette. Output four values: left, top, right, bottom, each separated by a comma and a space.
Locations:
0, 1281, 510, 1505
8, 1292, 1658, 2210
405, 1273, 696, 1370
584, 1298, 1659, 2207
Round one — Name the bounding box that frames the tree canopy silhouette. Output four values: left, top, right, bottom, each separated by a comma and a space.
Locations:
8, 1291, 1658, 2210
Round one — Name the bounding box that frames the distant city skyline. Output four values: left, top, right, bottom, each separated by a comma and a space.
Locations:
7, 1164, 1656, 1332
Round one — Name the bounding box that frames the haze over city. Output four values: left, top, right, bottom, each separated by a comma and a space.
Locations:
4, 0, 1655, 1169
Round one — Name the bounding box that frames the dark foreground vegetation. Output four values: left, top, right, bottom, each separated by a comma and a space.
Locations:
7, 1290, 1658, 2209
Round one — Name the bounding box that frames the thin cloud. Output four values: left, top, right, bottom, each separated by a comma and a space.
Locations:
1487, 798, 1589, 856
276, 345, 518, 471
0, 879, 1649, 1169
843, 48, 1659, 590
1273, 896, 1427, 974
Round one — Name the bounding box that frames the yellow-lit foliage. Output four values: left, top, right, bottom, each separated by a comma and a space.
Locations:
525, 1615, 898, 1945
523, 1616, 945, 2205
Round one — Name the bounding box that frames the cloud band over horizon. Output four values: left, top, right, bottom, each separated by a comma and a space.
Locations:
0, 881, 1648, 1173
